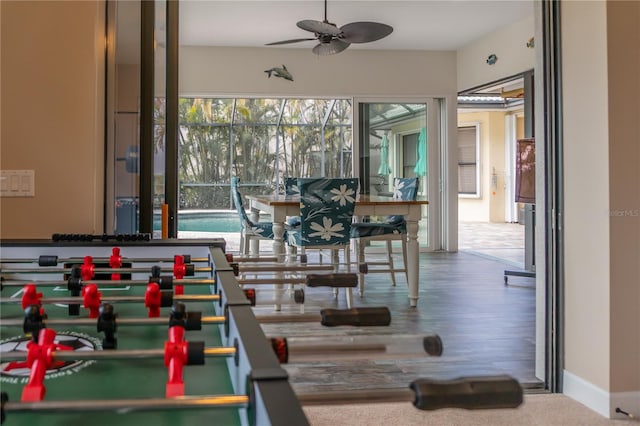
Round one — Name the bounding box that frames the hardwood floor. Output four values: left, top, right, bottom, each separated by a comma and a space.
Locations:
249, 249, 540, 395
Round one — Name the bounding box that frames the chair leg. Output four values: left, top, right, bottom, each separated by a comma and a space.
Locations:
401, 238, 409, 285
239, 232, 246, 255
331, 248, 339, 299
357, 240, 366, 297
243, 234, 251, 256
331, 249, 340, 273
346, 287, 353, 309
345, 244, 351, 273
386, 240, 397, 287
344, 246, 354, 308
249, 238, 259, 256
287, 245, 297, 263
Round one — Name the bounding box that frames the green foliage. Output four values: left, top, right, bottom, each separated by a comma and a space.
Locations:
174, 98, 352, 209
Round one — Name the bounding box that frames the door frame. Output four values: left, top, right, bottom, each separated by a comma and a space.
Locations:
353, 96, 455, 252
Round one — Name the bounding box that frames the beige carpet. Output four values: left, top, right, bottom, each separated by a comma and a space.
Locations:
303, 394, 634, 425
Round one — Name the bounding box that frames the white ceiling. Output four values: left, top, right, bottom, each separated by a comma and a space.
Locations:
177, 0, 533, 51
116, 0, 532, 94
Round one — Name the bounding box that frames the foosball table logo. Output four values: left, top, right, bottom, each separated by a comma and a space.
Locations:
0, 331, 101, 384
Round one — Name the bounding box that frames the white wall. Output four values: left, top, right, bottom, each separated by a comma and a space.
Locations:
562, 0, 611, 393
457, 13, 535, 91
180, 46, 457, 97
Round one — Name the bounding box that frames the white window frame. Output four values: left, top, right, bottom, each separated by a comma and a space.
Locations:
457, 122, 481, 198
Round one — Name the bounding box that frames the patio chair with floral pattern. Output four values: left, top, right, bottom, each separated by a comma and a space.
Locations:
231, 177, 277, 255
286, 177, 359, 307
350, 177, 419, 296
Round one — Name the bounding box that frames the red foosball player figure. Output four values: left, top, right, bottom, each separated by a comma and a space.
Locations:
164, 325, 204, 398
3, 328, 73, 402
81, 283, 102, 318
21, 284, 42, 310
173, 255, 186, 295
109, 247, 122, 281
81, 256, 95, 281
145, 283, 162, 317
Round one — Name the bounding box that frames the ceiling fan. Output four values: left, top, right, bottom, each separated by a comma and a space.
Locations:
266, 0, 393, 55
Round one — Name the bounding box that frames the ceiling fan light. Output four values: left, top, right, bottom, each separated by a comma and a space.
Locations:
312, 39, 350, 55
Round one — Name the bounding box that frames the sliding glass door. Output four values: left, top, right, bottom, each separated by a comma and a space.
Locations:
355, 99, 442, 251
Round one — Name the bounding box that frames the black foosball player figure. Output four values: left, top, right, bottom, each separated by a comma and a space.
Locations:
23, 305, 47, 343
169, 303, 202, 331
97, 303, 118, 349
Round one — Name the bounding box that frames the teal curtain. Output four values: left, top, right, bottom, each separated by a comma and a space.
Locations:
377, 133, 392, 175
414, 127, 427, 176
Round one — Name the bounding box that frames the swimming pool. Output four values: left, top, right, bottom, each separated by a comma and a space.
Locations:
153, 210, 242, 233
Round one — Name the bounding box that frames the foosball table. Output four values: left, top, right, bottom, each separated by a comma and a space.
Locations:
0, 239, 308, 425
1, 239, 526, 425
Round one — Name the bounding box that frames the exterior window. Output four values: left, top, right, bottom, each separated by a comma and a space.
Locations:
457, 125, 480, 196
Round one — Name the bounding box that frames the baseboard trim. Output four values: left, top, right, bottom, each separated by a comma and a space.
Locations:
563, 370, 640, 419
563, 370, 610, 418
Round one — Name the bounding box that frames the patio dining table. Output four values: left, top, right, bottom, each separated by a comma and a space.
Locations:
246, 194, 428, 307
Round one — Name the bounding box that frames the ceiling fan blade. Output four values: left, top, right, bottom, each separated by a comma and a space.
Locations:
312, 39, 350, 56
297, 19, 341, 36
265, 38, 317, 46
340, 22, 394, 43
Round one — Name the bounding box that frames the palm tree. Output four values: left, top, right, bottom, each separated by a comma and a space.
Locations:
176, 97, 353, 210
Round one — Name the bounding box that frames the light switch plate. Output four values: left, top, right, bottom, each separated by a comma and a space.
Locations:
0, 170, 35, 197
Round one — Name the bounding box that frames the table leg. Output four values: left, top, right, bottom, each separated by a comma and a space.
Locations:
406, 220, 420, 307
272, 221, 286, 311
249, 208, 260, 255
272, 221, 286, 262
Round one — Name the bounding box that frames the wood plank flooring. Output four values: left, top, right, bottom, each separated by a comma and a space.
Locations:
248, 250, 540, 395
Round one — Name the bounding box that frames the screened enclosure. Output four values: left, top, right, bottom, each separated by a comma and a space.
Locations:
175, 98, 352, 211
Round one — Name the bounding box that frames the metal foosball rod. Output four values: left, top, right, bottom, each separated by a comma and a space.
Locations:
0, 346, 236, 363
225, 255, 279, 263
235, 264, 334, 273
3, 303, 389, 336
0, 315, 226, 329
0, 335, 439, 365
236, 276, 307, 285
224, 253, 308, 263
1, 333, 238, 361
0, 375, 523, 420
255, 306, 392, 327
269, 334, 443, 364
0, 394, 250, 416
0, 278, 215, 288
0, 294, 220, 306
0, 255, 210, 266
243, 287, 306, 306
0, 266, 212, 275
